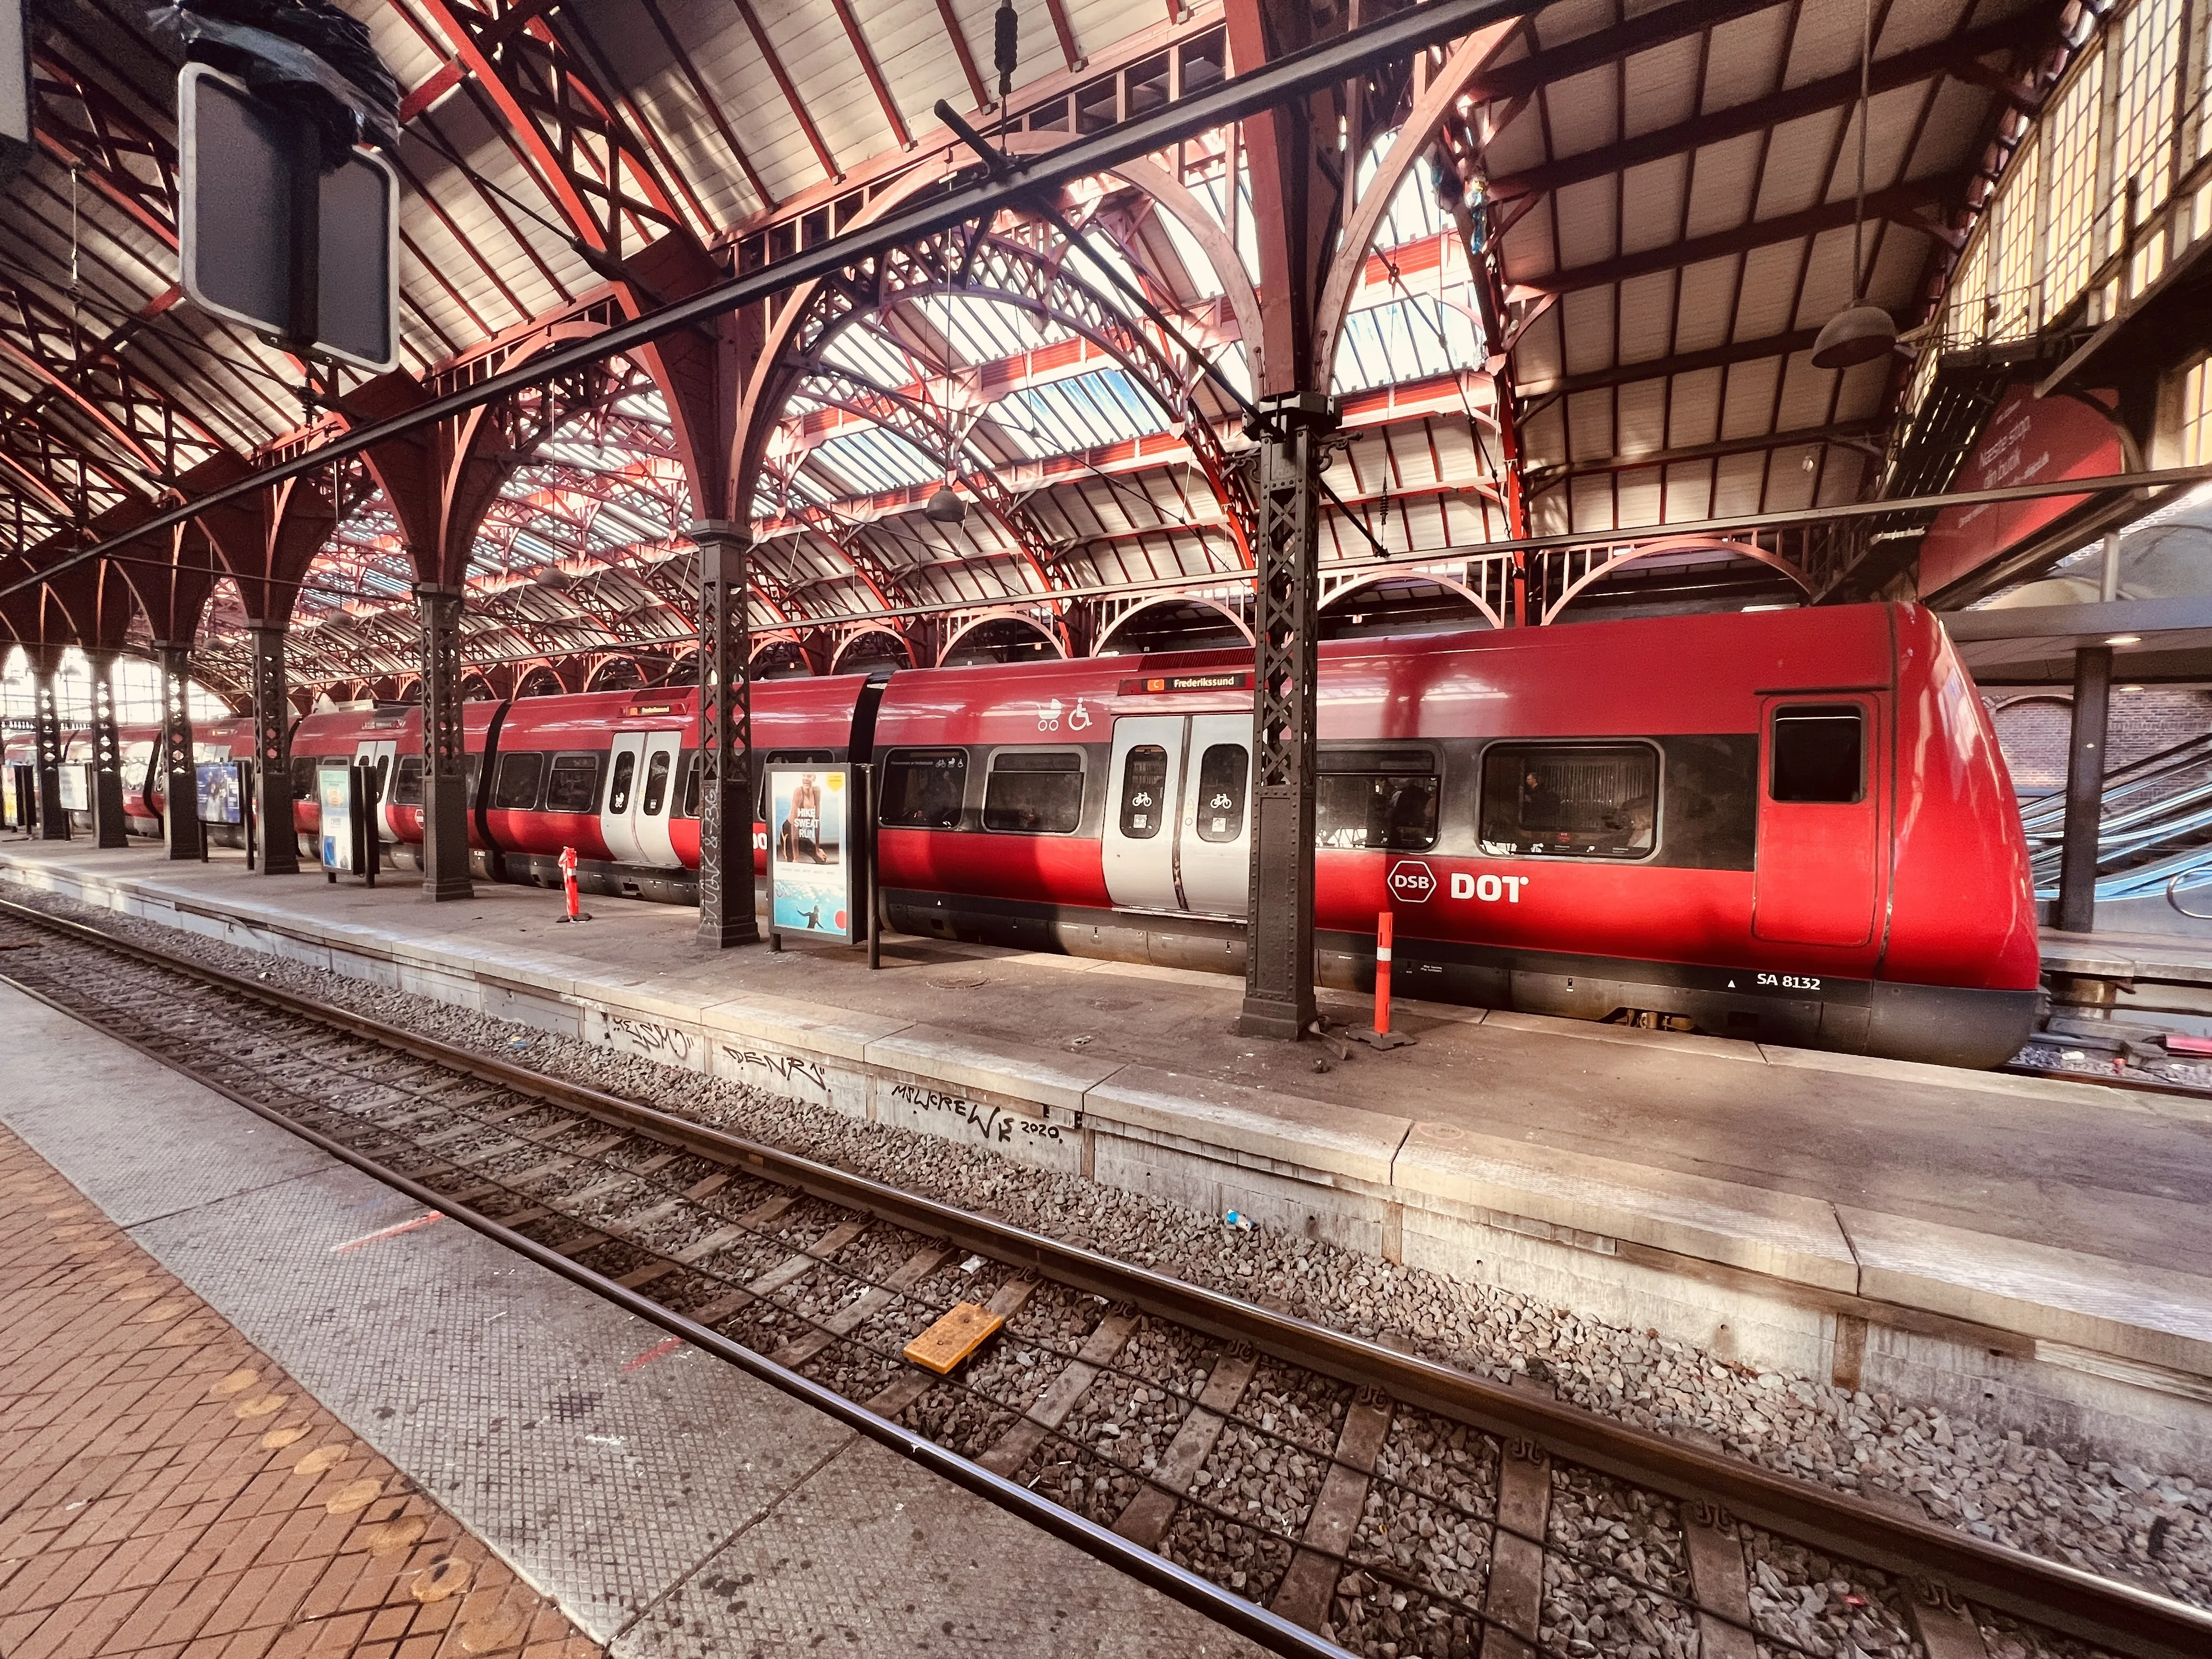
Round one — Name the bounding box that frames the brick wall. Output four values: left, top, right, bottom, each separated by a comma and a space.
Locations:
1988, 686, 2212, 798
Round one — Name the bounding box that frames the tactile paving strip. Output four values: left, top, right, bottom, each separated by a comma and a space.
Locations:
617, 1436, 1253, 1659
0, 1124, 599, 1659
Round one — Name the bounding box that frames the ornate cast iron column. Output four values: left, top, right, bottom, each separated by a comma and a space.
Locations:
32, 658, 68, 841
416, 584, 473, 900
89, 651, 128, 848
247, 623, 301, 874
691, 521, 758, 948
156, 642, 201, 861
1239, 392, 1338, 1040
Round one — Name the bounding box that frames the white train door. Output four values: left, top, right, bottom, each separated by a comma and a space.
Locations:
633, 731, 682, 867
1177, 715, 1252, 917
352, 738, 399, 842
600, 731, 683, 866
1102, 716, 1185, 912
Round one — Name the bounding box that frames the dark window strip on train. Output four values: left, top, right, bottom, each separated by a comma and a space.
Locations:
1480, 742, 1658, 860
882, 748, 967, 829
543, 752, 603, 814
984, 748, 1084, 834
1771, 704, 1866, 804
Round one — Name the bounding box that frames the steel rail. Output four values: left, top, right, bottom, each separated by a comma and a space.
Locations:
4, 893, 2210, 1659
3, 0, 1556, 597
0, 967, 1343, 1659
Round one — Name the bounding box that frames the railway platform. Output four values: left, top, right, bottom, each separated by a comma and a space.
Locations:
0, 975, 1261, 1657
8, 842, 2212, 1477
2044, 924, 2212, 1035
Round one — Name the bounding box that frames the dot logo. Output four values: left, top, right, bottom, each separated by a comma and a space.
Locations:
1387, 859, 1437, 903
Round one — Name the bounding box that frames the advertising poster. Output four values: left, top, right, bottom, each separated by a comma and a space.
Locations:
768, 765, 851, 943
196, 760, 242, 825
318, 764, 356, 872
1917, 384, 2126, 597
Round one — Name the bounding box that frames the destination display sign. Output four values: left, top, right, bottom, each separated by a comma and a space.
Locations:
1117, 672, 1253, 695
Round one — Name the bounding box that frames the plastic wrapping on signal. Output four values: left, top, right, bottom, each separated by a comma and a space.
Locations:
149, 0, 401, 162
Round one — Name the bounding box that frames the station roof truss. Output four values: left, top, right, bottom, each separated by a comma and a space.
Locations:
0, 0, 2079, 707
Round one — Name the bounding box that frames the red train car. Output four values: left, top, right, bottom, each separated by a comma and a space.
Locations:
277, 602, 2038, 1067
4, 719, 255, 840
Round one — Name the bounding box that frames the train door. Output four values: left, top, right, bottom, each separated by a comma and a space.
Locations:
1103, 716, 1186, 911
1752, 699, 1879, 947
601, 731, 683, 866
351, 738, 399, 842
1177, 714, 1253, 917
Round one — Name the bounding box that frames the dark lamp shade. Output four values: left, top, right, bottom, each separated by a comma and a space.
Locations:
1810, 304, 1897, 369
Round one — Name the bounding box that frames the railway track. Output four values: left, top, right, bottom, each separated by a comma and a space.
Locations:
1, 893, 2205, 1659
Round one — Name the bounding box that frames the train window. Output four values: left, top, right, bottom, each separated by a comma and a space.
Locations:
881, 749, 967, 829
1480, 744, 1657, 858
392, 755, 422, 805
678, 752, 701, 819
1317, 749, 1439, 851
642, 750, 672, 816
1770, 706, 1864, 803
607, 751, 636, 814
1118, 745, 1170, 838
543, 753, 603, 814
1193, 743, 1249, 843
290, 755, 317, 800
490, 752, 543, 811
984, 751, 1082, 834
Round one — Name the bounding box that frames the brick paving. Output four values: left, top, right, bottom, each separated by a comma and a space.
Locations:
0, 1125, 602, 1659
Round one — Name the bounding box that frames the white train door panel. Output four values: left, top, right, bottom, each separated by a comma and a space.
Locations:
1102, 716, 1185, 912
601, 731, 684, 866
351, 738, 399, 841
632, 731, 683, 867
601, 735, 646, 864
1176, 715, 1252, 918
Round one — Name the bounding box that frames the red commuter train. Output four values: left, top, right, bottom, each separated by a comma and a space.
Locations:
10, 603, 2044, 1067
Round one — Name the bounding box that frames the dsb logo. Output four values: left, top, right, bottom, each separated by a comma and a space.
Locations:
1387, 859, 1436, 902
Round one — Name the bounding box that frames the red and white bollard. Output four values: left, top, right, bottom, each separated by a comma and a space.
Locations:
1356, 909, 1415, 1049
557, 844, 591, 924
1375, 909, 1394, 1032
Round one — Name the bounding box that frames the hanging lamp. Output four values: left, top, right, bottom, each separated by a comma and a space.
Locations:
1812, 0, 1897, 369
925, 483, 968, 524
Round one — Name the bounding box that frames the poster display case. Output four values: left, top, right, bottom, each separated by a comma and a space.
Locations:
767, 765, 854, 944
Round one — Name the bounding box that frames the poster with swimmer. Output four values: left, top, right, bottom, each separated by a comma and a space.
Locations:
768, 765, 851, 943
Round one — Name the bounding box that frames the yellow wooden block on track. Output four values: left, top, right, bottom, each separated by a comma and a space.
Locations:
903, 1301, 1003, 1374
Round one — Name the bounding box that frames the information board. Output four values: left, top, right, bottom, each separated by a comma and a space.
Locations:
318, 764, 358, 873
767, 765, 853, 944
196, 761, 242, 826
177, 64, 399, 371
57, 764, 90, 813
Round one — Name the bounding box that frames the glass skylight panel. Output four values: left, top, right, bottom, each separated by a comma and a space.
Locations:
820, 326, 916, 387
1000, 367, 1171, 455
814, 426, 941, 495
1152, 208, 1223, 301
1356, 134, 1448, 253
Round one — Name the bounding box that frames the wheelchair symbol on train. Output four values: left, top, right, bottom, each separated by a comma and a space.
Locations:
1037, 697, 1093, 733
